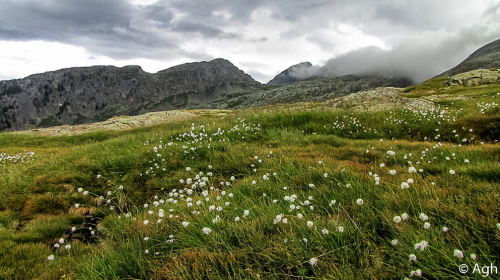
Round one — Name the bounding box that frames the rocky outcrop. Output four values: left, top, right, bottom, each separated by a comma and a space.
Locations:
15, 110, 197, 136
209, 74, 413, 109
330, 87, 435, 112
267, 62, 314, 85
0, 59, 259, 132
437, 38, 500, 77
447, 69, 500, 86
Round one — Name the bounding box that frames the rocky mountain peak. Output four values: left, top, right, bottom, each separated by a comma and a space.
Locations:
0, 58, 260, 132
267, 62, 314, 85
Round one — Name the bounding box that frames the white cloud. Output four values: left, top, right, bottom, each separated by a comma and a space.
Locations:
0, 40, 187, 80
0, 0, 499, 83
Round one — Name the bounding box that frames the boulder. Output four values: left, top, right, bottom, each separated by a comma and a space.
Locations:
447, 69, 500, 86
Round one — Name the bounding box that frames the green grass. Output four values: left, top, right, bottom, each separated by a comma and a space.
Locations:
1, 79, 500, 279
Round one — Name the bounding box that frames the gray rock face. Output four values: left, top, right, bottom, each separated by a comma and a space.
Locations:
0, 58, 259, 131
267, 62, 313, 85
212, 74, 413, 109
447, 69, 500, 86
437, 38, 500, 77
330, 87, 435, 112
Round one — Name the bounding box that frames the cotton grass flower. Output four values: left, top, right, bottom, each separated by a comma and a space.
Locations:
409, 254, 417, 262
391, 239, 398, 246
454, 249, 464, 258
234, 217, 240, 222
449, 170, 455, 175
414, 240, 429, 251
408, 166, 417, 173
322, 229, 329, 235
356, 198, 364, 205
389, 170, 397, 175
47, 255, 54, 261
401, 213, 409, 220
273, 214, 283, 224
470, 253, 477, 260
424, 222, 431, 229
442, 226, 449, 232
393, 216, 402, 223
337, 226, 344, 233
307, 221, 314, 228
309, 257, 318, 266
243, 210, 249, 217
143, 220, 149, 225
419, 213, 429, 221
202, 227, 212, 234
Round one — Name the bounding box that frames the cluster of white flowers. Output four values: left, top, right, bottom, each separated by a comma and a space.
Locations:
0, 151, 36, 166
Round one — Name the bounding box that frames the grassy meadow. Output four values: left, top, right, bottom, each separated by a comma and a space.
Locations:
1, 79, 500, 279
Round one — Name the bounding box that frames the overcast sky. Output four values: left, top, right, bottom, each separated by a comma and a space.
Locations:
0, 0, 499, 83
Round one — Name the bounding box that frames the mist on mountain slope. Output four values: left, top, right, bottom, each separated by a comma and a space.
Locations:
287, 26, 500, 84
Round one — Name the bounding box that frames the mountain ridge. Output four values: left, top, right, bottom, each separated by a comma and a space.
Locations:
0, 58, 259, 132
436, 38, 500, 77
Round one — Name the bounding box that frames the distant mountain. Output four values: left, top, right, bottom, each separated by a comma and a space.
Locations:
267, 62, 314, 85
208, 74, 413, 109
268, 61, 413, 86
437, 38, 500, 77
0, 59, 259, 131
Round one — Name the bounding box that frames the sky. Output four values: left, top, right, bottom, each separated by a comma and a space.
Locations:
0, 0, 499, 83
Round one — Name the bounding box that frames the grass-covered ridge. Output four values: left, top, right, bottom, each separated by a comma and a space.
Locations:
1, 81, 500, 279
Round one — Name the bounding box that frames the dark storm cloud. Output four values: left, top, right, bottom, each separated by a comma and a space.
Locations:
0, 0, 132, 41
1, 0, 499, 83
0, 0, 336, 63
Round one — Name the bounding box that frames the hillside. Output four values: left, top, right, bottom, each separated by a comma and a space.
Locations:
206, 74, 413, 110
0, 78, 499, 279
437, 38, 500, 77
0, 59, 259, 132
